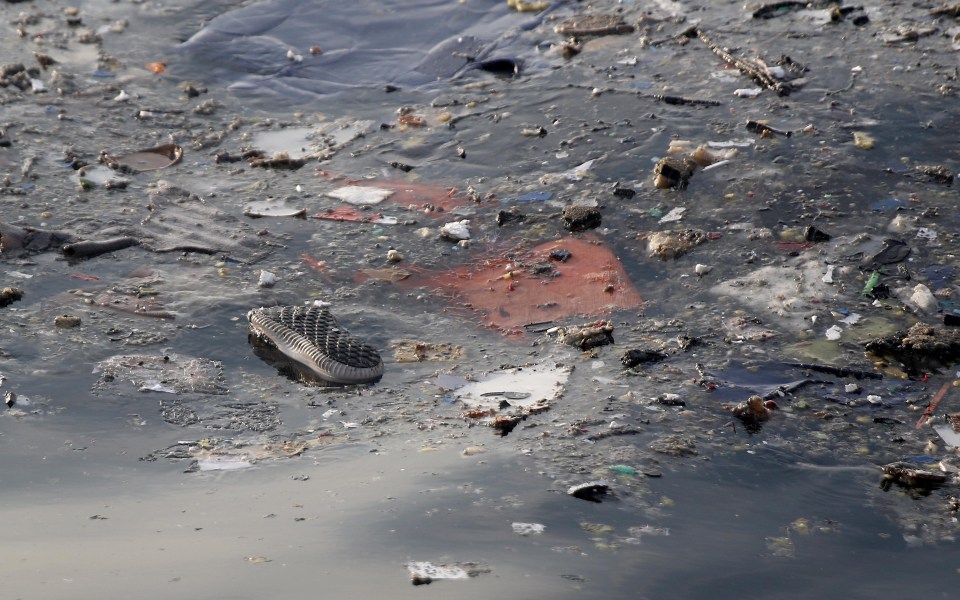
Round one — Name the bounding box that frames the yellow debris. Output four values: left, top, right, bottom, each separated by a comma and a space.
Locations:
508, 0, 549, 12
853, 131, 875, 149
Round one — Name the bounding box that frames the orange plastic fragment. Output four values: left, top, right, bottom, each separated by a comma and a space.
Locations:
146, 62, 167, 74
312, 206, 385, 223
299, 254, 327, 272
407, 236, 642, 334
916, 380, 951, 429
398, 114, 426, 127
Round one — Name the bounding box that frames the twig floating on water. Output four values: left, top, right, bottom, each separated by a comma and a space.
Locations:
695, 28, 791, 96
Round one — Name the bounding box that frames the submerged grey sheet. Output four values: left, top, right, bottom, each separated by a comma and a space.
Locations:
178, 0, 553, 98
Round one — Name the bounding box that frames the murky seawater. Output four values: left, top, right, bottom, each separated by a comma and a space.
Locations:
2, 0, 960, 596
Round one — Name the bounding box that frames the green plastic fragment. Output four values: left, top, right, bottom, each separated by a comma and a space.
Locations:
608, 464, 637, 476
649, 208, 663, 218
862, 271, 880, 296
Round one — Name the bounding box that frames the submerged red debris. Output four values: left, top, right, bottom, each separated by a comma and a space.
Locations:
409, 236, 642, 333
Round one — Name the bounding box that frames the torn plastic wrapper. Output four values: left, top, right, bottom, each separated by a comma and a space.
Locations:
319, 173, 467, 214
106, 143, 183, 172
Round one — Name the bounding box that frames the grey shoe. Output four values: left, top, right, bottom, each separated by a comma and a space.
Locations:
248, 305, 384, 385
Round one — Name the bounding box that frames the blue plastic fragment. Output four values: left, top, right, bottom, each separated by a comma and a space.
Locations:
92, 69, 116, 78
517, 191, 553, 202
921, 264, 955, 290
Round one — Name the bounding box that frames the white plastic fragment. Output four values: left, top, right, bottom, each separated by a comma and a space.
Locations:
822, 265, 835, 284
766, 66, 787, 79
910, 284, 939, 314
825, 325, 843, 340
734, 88, 763, 97
140, 381, 177, 393
407, 562, 469, 582
707, 139, 755, 148
511, 522, 546, 536
694, 264, 712, 276
326, 185, 393, 206
114, 90, 131, 102
31, 79, 46, 93
453, 362, 570, 409
197, 456, 254, 471
916, 227, 937, 240
258, 270, 277, 288
701, 159, 731, 171
440, 219, 471, 241
866, 394, 882, 404
844, 383, 860, 393
840, 313, 861, 325
565, 159, 595, 181
659, 207, 686, 223
935, 425, 960, 447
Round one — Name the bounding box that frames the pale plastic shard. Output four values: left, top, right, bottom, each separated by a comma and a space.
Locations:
565, 159, 595, 181
734, 88, 763, 97
440, 219, 471, 241
707, 139, 755, 148
326, 185, 393, 205
916, 227, 937, 240
407, 562, 469, 581
454, 362, 570, 409
659, 207, 686, 223
822, 264, 835, 284
825, 325, 843, 340
197, 456, 254, 471
840, 312, 861, 325
140, 381, 177, 393
694, 263, 712, 276
935, 424, 960, 447
887, 215, 911, 232
258, 270, 277, 288
910, 284, 939, 314
512, 522, 546, 535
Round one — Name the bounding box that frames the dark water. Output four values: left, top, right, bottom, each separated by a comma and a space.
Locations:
2, 0, 960, 596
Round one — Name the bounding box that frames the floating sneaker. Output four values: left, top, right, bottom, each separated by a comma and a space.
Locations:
247, 305, 384, 385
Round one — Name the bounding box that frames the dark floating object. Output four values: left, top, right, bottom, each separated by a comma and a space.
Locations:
752, 1, 806, 19
804, 225, 831, 243
105, 143, 183, 173
746, 120, 792, 138
0, 287, 24, 308
568, 480, 610, 503
622, 349, 668, 368
248, 305, 384, 386
62, 237, 140, 259
562, 205, 602, 232
881, 461, 947, 491
474, 58, 521, 77
548, 248, 572, 262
